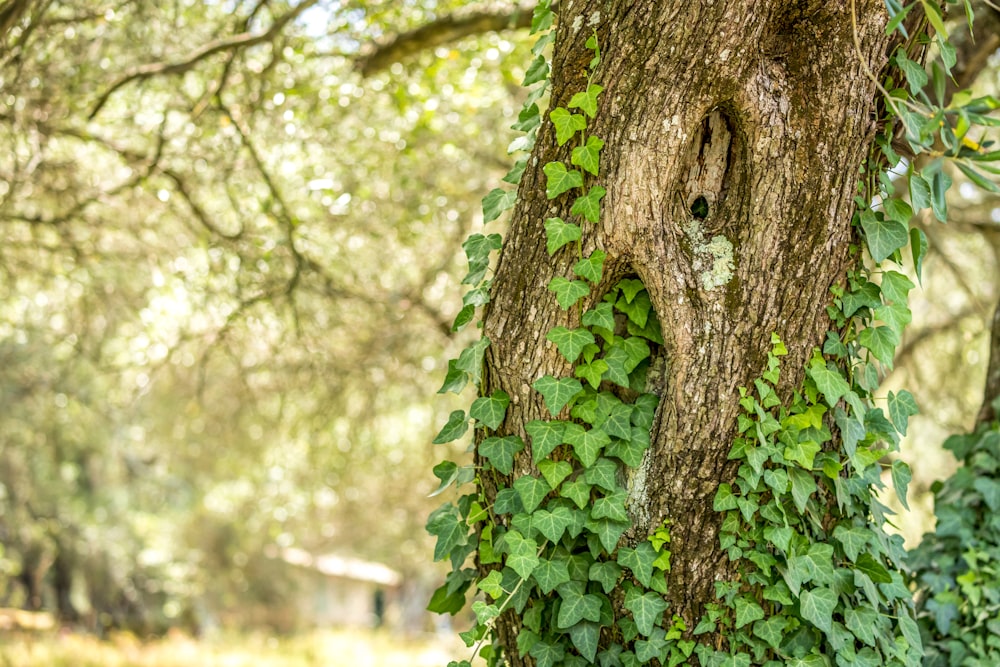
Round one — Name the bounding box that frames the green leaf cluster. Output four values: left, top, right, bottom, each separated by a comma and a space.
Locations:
909, 422, 1000, 667
702, 336, 922, 667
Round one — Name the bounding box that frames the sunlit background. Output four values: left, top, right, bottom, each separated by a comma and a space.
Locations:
0, 1, 997, 665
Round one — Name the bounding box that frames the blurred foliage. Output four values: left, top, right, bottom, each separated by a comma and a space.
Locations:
0, 0, 531, 632
909, 414, 1000, 667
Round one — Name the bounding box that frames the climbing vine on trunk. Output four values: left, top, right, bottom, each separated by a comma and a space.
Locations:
427, 1, 1000, 666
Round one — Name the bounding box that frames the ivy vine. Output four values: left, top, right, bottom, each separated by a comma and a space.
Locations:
428, 1, 1000, 666
908, 412, 1000, 667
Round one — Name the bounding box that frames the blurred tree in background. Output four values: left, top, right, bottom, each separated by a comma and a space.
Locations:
0, 0, 536, 633
0, 0, 997, 639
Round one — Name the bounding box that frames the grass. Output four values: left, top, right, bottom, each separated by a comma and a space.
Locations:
0, 629, 472, 667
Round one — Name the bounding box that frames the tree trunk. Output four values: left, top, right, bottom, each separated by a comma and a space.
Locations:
976, 299, 1000, 426
482, 1, 894, 660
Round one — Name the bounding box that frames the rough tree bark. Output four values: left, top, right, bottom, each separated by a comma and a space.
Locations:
481, 1, 896, 660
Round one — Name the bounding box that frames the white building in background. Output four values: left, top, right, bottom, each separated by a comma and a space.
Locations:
279, 548, 402, 629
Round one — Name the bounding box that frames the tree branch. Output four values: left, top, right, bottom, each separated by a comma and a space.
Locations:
356, 2, 545, 77
88, 0, 319, 119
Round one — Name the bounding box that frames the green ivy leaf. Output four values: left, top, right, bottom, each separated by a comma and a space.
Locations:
514, 475, 552, 513
598, 401, 633, 440
763, 524, 792, 553
860, 209, 908, 263
544, 216, 582, 256
572, 135, 604, 176
537, 459, 573, 489
583, 457, 618, 491
571, 186, 606, 224
880, 270, 914, 305
834, 407, 865, 457
557, 581, 602, 628
504, 529, 540, 579
456, 336, 490, 386
433, 410, 469, 444
568, 84, 604, 118
426, 504, 469, 561
560, 479, 592, 509
532, 375, 583, 416
883, 195, 913, 225
586, 516, 629, 553
470, 391, 511, 430
844, 605, 879, 647
910, 227, 928, 281
713, 483, 739, 511
543, 161, 584, 198
832, 524, 870, 562
526, 419, 568, 462
529, 639, 565, 667
478, 569, 505, 598
550, 106, 588, 145
479, 436, 524, 475
532, 556, 571, 594
522, 54, 550, 85
452, 305, 476, 332
887, 390, 918, 436
430, 460, 473, 497
589, 560, 622, 594
929, 164, 952, 222
624, 587, 668, 637
788, 468, 817, 514
909, 171, 931, 211
569, 620, 601, 662
472, 600, 501, 625
548, 276, 591, 310
752, 616, 788, 650
534, 504, 575, 543
606, 436, 645, 468
888, 459, 915, 512
592, 488, 629, 523
575, 358, 609, 390
547, 326, 596, 363
784, 440, 821, 469
974, 475, 1000, 511
512, 101, 540, 133
854, 553, 892, 584
482, 188, 517, 223
896, 52, 928, 95
564, 423, 611, 467
788, 544, 836, 593
618, 542, 658, 587
634, 627, 667, 663
799, 586, 837, 633
582, 301, 615, 331
734, 596, 765, 629
858, 325, 899, 367
437, 359, 469, 395
616, 290, 652, 328
875, 303, 911, 339
842, 280, 881, 317
807, 357, 850, 407
428, 580, 468, 615
573, 249, 606, 284
633, 394, 658, 429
